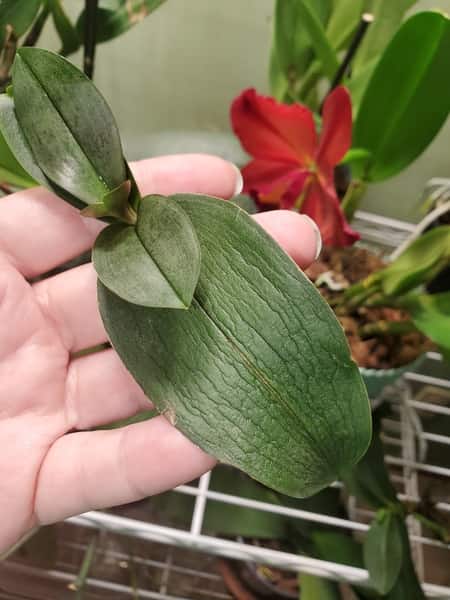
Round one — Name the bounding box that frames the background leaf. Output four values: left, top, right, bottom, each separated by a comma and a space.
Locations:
271, 0, 332, 97
93, 195, 201, 308
48, 0, 81, 56
76, 0, 167, 44
401, 291, 450, 352
363, 510, 403, 594
375, 226, 450, 296
11, 48, 126, 205
342, 425, 398, 509
326, 0, 364, 51
354, 12, 450, 181
98, 194, 371, 498
0, 126, 36, 188
386, 519, 426, 599
0, 0, 41, 47
299, 573, 341, 599
352, 0, 418, 75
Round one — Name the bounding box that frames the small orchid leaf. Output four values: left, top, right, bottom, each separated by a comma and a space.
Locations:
364, 510, 403, 594
93, 195, 201, 309
0, 0, 42, 47
10, 48, 127, 206
76, 0, 167, 44
98, 194, 371, 497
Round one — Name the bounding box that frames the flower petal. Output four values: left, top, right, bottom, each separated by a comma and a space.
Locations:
301, 180, 360, 247
316, 86, 352, 168
231, 88, 318, 165
242, 160, 309, 209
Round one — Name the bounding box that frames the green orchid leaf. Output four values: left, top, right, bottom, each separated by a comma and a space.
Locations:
401, 291, 450, 353
345, 56, 378, 115
293, 0, 338, 80
10, 48, 127, 206
76, 0, 167, 44
376, 226, 450, 296
299, 573, 341, 600
0, 94, 85, 208
312, 531, 364, 567
272, 0, 331, 81
354, 12, 450, 182
386, 519, 426, 600
98, 194, 371, 497
352, 0, 418, 76
0, 124, 36, 188
0, 0, 42, 47
326, 0, 364, 51
363, 510, 403, 594
93, 195, 200, 309
48, 0, 81, 56
342, 427, 398, 509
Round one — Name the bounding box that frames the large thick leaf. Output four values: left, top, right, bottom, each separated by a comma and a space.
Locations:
76, 0, 167, 44
352, 0, 418, 75
98, 194, 371, 497
401, 291, 450, 353
0, 0, 41, 47
354, 12, 450, 181
93, 195, 200, 309
10, 48, 127, 205
363, 510, 403, 594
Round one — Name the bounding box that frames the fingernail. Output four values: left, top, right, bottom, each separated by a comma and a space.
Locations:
300, 214, 322, 260
231, 163, 244, 196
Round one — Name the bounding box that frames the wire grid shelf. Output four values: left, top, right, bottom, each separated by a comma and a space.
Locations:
2, 211, 449, 599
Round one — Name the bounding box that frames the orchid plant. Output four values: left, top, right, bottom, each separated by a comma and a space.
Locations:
232, 6, 450, 249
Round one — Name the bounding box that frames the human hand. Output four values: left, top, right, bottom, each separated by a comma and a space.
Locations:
0, 154, 321, 553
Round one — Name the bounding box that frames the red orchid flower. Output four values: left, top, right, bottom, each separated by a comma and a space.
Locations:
231, 86, 360, 247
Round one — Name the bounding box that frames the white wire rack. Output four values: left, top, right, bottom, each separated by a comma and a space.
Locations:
2, 212, 448, 599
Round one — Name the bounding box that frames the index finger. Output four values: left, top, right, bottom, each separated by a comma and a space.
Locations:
0, 154, 241, 278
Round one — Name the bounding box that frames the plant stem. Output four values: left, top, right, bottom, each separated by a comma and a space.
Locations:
0, 25, 17, 91
328, 13, 374, 92
341, 179, 367, 221
0, 182, 13, 195
359, 320, 417, 339
83, 0, 99, 79
68, 533, 98, 596
22, 4, 50, 48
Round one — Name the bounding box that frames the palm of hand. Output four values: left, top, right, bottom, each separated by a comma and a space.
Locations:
0, 155, 318, 555
0, 260, 69, 550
